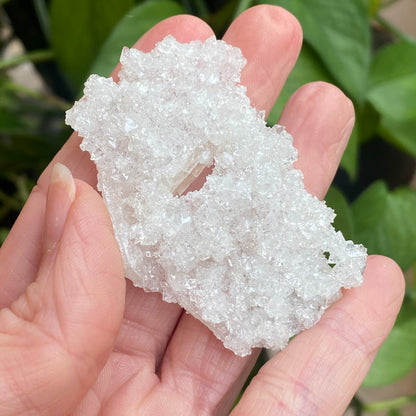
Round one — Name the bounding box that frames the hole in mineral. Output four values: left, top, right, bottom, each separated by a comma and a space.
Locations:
323, 251, 336, 268
170, 145, 215, 197
179, 163, 214, 196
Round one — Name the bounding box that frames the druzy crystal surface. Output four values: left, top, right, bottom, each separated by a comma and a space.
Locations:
66, 35, 367, 356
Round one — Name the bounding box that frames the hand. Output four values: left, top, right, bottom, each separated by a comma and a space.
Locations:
0, 5, 404, 415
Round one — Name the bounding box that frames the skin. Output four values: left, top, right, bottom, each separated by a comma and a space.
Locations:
0, 5, 405, 416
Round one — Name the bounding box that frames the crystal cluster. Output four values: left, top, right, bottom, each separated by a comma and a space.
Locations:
66, 35, 367, 356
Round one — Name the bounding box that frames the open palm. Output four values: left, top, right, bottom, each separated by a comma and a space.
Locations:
0, 6, 404, 416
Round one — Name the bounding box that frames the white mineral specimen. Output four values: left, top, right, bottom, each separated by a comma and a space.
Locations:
66, 35, 367, 356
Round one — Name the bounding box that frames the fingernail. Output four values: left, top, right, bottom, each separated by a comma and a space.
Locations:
43, 163, 76, 254
50, 163, 76, 203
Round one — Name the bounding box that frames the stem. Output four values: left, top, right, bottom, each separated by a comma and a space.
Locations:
0, 49, 54, 71
375, 14, 416, 43
233, 0, 252, 19
363, 394, 416, 412
33, 0, 51, 41
4, 79, 71, 110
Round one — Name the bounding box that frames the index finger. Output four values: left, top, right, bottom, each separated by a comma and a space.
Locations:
38, 15, 215, 191
0, 15, 214, 307
230, 256, 404, 416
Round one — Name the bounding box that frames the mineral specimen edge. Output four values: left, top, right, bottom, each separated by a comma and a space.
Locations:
65, 35, 367, 357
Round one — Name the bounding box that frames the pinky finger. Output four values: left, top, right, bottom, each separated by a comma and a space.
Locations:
230, 255, 404, 416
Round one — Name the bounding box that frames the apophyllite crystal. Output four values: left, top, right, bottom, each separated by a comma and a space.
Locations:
66, 35, 367, 356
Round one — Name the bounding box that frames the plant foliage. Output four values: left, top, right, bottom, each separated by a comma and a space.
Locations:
1, 0, 416, 413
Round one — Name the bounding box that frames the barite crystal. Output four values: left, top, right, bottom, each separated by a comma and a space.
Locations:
66, 35, 367, 357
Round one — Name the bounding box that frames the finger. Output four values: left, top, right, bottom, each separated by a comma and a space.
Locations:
42, 163, 76, 255
279, 82, 355, 199
0, 165, 125, 415
158, 315, 259, 415
39, 14, 214, 191
230, 255, 405, 416
158, 5, 303, 413
113, 281, 182, 367
0, 14, 214, 307
97, 15, 215, 367
0, 17, 216, 410
223, 4, 302, 114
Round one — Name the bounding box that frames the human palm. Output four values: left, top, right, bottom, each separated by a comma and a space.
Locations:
0, 6, 404, 416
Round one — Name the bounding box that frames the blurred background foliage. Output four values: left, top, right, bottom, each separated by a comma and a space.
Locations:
1, 0, 416, 414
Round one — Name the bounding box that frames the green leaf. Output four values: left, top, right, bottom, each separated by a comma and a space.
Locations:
380, 117, 416, 157
355, 101, 380, 144
367, 0, 381, 17
233, 0, 253, 19
325, 186, 354, 241
367, 74, 416, 121
387, 410, 402, 416
0, 78, 69, 173
367, 41, 416, 156
369, 40, 416, 89
205, 0, 239, 36
351, 181, 416, 270
341, 102, 379, 178
263, 0, 371, 102
90, 0, 184, 78
364, 295, 416, 386
340, 124, 359, 179
267, 44, 334, 124
33, 0, 51, 41
0, 111, 27, 134
0, 49, 54, 71
387, 409, 403, 416
50, 0, 134, 91
0, 227, 9, 245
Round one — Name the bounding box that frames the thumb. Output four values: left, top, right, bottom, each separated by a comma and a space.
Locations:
0, 163, 125, 416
